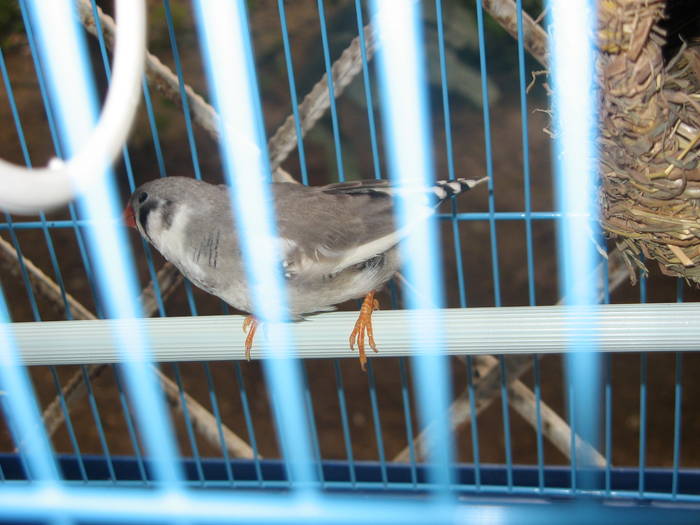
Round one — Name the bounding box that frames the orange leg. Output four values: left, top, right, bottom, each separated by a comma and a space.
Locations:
349, 291, 380, 371
242, 315, 259, 361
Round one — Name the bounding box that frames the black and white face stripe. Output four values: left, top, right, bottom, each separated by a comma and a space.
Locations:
138, 199, 158, 235
136, 198, 175, 240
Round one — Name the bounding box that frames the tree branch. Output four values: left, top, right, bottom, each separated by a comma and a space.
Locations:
393, 249, 628, 464
0, 236, 254, 459
482, 0, 549, 67
267, 24, 375, 170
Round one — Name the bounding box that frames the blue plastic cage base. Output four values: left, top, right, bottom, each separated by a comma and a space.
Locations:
1, 1, 699, 523
2, 454, 699, 503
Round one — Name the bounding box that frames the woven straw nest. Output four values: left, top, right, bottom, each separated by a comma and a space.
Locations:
599, 0, 700, 283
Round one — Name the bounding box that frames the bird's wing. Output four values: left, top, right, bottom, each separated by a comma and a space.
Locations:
320, 178, 393, 194
273, 180, 434, 277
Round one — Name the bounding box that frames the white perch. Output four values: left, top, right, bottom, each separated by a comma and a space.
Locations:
8, 303, 700, 365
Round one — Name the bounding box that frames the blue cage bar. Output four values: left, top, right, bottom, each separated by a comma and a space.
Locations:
0, 0, 699, 523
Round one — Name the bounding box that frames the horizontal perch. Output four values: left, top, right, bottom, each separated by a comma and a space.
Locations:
9, 303, 700, 365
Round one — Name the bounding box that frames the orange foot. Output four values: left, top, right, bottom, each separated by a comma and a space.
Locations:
242, 315, 259, 361
349, 291, 380, 371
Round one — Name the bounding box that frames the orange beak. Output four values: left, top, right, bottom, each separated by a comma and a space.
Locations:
123, 203, 136, 229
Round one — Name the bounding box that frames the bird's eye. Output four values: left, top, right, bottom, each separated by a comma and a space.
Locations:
138, 192, 148, 204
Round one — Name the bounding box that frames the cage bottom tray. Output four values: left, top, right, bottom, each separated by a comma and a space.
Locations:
1, 454, 700, 505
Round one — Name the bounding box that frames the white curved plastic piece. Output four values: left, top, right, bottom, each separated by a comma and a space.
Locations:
9, 303, 700, 366
0, 0, 146, 215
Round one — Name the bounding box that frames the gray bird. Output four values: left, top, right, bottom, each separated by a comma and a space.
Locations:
125, 175, 486, 369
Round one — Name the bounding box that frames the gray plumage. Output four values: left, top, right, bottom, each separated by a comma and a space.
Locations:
127, 175, 486, 319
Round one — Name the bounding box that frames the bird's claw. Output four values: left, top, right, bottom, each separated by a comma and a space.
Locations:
242, 315, 259, 361
349, 292, 379, 371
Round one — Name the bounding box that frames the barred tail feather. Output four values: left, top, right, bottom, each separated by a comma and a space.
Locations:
429, 176, 489, 203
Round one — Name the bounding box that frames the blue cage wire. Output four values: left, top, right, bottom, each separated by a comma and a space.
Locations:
0, 0, 700, 523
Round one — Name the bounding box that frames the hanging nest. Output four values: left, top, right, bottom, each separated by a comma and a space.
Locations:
599, 0, 700, 283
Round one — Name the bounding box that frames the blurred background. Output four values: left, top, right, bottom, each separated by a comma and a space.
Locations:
0, 0, 699, 473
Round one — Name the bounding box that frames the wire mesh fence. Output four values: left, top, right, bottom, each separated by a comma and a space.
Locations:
0, 0, 700, 523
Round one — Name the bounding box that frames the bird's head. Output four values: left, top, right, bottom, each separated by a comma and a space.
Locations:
125, 177, 195, 242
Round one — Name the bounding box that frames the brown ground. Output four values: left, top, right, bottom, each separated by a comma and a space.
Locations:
1, 0, 699, 476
